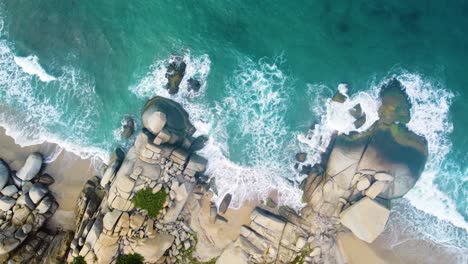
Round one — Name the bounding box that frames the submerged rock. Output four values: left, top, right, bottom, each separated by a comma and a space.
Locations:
353, 113, 366, 129
378, 78, 411, 125
122, 116, 135, 139
187, 78, 201, 92
165, 56, 186, 95
349, 103, 363, 119
295, 152, 307, 162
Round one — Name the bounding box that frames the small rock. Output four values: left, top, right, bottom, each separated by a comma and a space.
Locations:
16, 153, 43, 181
356, 177, 370, 191
295, 152, 307, 162
295, 236, 307, 249
365, 181, 387, 199
218, 193, 232, 214
332, 85, 348, 103
1, 185, 18, 196
36, 174, 55, 185
165, 56, 186, 95
184, 241, 191, 250
152, 184, 162, 194
353, 113, 366, 129
122, 116, 135, 139
187, 78, 201, 92
209, 205, 217, 224
349, 104, 362, 119
374, 172, 394, 181
0, 196, 16, 211
359, 169, 376, 175
310, 247, 321, 257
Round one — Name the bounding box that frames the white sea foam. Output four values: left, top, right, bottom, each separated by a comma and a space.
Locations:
298, 82, 380, 166
13, 55, 57, 82
396, 73, 468, 232
0, 27, 109, 164
203, 57, 302, 209
299, 72, 468, 248
131, 54, 303, 209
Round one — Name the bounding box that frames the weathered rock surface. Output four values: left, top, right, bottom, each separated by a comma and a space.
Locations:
16, 153, 42, 181
0, 154, 58, 260
340, 197, 390, 243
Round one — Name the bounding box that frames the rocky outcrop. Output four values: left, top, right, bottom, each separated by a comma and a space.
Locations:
66, 96, 207, 263
35, 78, 426, 264
0, 153, 64, 263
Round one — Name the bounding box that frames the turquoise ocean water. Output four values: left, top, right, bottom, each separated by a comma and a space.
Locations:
0, 0, 467, 256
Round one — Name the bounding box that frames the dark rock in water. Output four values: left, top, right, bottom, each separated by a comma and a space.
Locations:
187, 78, 201, 92
0, 160, 10, 190
295, 152, 307, 162
143, 96, 196, 142
300, 164, 313, 175
219, 193, 232, 214
190, 135, 208, 151
349, 104, 363, 119
332, 90, 347, 103
122, 116, 135, 139
353, 113, 366, 129
209, 177, 218, 195
378, 78, 411, 125
36, 174, 55, 185
165, 56, 186, 95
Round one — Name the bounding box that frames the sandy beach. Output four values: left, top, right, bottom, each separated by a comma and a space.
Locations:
0, 126, 97, 230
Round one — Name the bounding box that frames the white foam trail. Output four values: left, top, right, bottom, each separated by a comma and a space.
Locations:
13, 55, 57, 82
43, 145, 64, 163
299, 73, 468, 247
298, 83, 380, 166
131, 54, 303, 210
0, 24, 110, 164
203, 57, 302, 209
396, 73, 468, 231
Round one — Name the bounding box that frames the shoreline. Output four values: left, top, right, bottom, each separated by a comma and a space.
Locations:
0, 126, 97, 230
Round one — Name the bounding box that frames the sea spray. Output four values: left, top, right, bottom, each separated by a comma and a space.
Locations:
204, 57, 302, 209
0, 36, 110, 163
299, 72, 468, 249
131, 54, 304, 209
13, 55, 57, 82
297, 82, 380, 167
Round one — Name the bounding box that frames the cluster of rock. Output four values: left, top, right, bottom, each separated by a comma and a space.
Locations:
66, 96, 209, 263
0, 153, 64, 263
196, 79, 428, 263
165, 55, 201, 94
0, 78, 427, 264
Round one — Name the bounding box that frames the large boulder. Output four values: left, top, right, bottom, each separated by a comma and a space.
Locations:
340, 197, 390, 243
28, 183, 49, 204
132, 234, 174, 262
16, 153, 43, 181
142, 96, 195, 138
357, 123, 427, 199
0, 160, 10, 190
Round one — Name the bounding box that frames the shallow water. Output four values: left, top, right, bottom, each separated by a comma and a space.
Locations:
0, 0, 466, 254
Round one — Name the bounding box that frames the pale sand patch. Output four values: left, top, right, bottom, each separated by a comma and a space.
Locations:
0, 127, 97, 230
336, 232, 400, 264
190, 192, 256, 261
